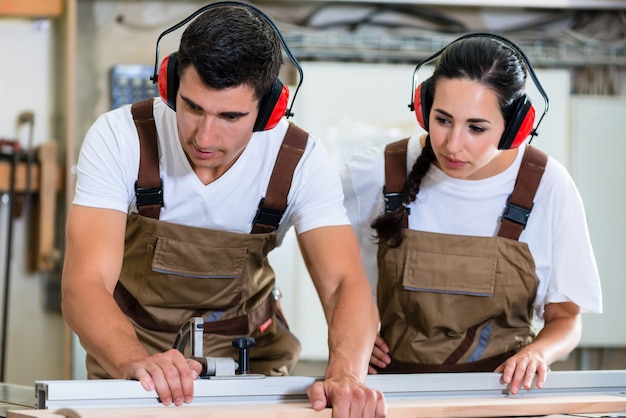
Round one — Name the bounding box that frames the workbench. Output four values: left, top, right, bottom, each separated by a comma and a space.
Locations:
3, 370, 626, 417
0, 383, 35, 418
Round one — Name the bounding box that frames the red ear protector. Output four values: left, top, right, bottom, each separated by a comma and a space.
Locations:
151, 1, 303, 132
409, 33, 549, 150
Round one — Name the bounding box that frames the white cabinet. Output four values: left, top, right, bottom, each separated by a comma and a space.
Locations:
571, 96, 626, 347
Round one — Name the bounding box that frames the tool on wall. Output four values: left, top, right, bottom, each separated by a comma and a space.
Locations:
0, 112, 36, 382
0, 116, 62, 273
0, 111, 63, 381
172, 317, 258, 378
0, 137, 19, 383
17, 112, 35, 234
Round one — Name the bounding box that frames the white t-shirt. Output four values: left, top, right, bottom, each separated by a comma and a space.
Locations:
341, 136, 602, 319
73, 98, 349, 246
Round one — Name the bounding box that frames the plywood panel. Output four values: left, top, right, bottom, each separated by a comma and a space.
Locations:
8, 394, 626, 418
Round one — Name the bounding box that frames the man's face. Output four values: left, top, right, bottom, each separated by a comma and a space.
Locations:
175, 66, 259, 185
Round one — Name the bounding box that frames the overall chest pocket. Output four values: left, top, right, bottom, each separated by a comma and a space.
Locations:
141, 236, 248, 309
399, 250, 503, 333
403, 250, 497, 296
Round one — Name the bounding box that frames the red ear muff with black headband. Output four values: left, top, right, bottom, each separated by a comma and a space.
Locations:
254, 77, 290, 132
151, 1, 303, 132
500, 94, 536, 150
156, 52, 178, 111
409, 32, 549, 150
414, 78, 431, 132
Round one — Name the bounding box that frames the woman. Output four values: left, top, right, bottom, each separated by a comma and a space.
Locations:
341, 34, 602, 395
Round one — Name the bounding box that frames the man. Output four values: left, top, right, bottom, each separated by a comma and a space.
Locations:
61, 3, 386, 417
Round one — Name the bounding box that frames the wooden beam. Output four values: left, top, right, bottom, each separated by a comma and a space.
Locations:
34, 141, 61, 271
61, 0, 78, 382
0, 0, 63, 17
0, 159, 63, 193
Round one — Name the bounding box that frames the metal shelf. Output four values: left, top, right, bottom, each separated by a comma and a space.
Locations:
284, 30, 626, 67
269, 0, 626, 10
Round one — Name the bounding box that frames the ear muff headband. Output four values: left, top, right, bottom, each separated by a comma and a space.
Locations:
150, 1, 303, 132
408, 32, 550, 149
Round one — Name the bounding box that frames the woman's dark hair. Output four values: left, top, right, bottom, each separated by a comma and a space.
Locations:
177, 5, 283, 100
372, 36, 528, 247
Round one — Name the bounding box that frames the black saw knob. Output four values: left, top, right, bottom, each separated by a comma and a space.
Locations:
232, 336, 256, 375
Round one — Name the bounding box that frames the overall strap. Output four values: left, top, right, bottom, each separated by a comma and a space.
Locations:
383, 138, 410, 228
251, 123, 308, 234
498, 145, 548, 240
131, 98, 163, 219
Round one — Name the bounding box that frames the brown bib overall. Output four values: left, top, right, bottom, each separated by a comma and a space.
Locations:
376, 138, 547, 373
86, 99, 305, 378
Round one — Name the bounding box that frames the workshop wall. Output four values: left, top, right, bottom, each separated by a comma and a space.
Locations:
0, 19, 66, 385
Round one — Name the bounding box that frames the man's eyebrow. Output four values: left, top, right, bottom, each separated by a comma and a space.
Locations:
180, 94, 202, 110
179, 94, 250, 117
222, 111, 250, 118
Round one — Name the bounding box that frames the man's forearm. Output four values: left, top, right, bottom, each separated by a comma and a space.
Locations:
324, 284, 378, 382
62, 284, 149, 378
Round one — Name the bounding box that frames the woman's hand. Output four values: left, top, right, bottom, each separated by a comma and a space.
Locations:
368, 334, 391, 374
494, 301, 581, 395
494, 349, 548, 394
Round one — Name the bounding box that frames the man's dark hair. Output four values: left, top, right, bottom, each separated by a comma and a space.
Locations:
177, 5, 283, 101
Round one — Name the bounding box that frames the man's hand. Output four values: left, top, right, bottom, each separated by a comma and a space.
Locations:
124, 349, 203, 406
368, 334, 391, 375
307, 376, 387, 418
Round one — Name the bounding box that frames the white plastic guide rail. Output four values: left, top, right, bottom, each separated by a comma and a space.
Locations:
35, 370, 626, 410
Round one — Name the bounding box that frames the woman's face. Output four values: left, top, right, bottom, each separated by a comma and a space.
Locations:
428, 77, 514, 180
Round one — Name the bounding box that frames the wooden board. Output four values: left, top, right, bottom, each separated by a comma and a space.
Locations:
0, 0, 63, 17
33, 141, 60, 271
8, 394, 626, 418
0, 161, 64, 193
